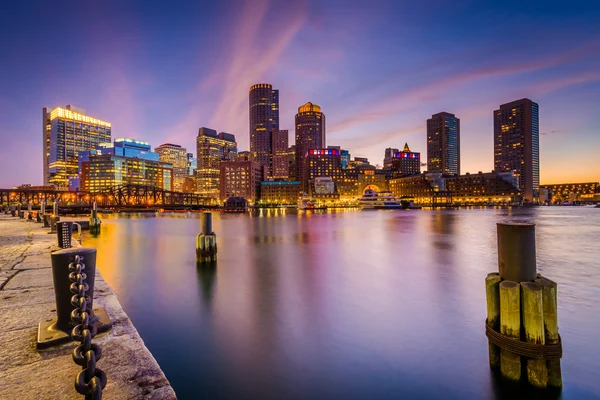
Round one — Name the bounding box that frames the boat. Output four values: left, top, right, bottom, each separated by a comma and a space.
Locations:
298, 193, 317, 210
358, 189, 404, 210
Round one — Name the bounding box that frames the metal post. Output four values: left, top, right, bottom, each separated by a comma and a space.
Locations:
49, 216, 61, 234
202, 212, 213, 234
497, 222, 537, 282
17, 204, 23, 218
37, 248, 112, 348
197, 212, 217, 264
53, 200, 58, 216
56, 221, 73, 248
40, 200, 45, 216
27, 203, 33, 221
10, 205, 16, 217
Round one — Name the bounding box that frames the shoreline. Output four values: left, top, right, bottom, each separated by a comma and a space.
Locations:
0, 215, 176, 399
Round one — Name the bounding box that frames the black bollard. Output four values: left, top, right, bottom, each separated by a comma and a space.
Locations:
37, 248, 112, 349
56, 221, 73, 248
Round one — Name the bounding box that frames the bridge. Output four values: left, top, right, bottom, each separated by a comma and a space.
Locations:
0, 184, 218, 210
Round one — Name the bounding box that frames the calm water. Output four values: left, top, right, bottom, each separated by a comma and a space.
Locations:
83, 207, 600, 399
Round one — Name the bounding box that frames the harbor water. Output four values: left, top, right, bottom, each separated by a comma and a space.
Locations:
83, 207, 600, 399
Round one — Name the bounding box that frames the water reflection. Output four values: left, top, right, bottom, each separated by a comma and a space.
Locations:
85, 208, 600, 399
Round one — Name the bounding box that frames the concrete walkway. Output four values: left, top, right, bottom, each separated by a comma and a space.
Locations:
0, 215, 177, 399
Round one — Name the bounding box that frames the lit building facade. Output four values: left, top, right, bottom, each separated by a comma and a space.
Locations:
445, 171, 520, 204
427, 112, 460, 175
43, 105, 111, 188
196, 128, 237, 197
81, 154, 172, 193
155, 143, 188, 192
249, 84, 279, 176
296, 102, 326, 190
305, 149, 343, 192
356, 165, 388, 194
236, 151, 251, 162
494, 98, 539, 202
541, 182, 600, 204
288, 146, 297, 181
389, 173, 451, 207
271, 129, 289, 180
260, 181, 302, 205
219, 160, 263, 204
391, 143, 421, 177
186, 153, 197, 176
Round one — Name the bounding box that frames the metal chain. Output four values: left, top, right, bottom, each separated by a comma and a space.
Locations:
69, 255, 107, 399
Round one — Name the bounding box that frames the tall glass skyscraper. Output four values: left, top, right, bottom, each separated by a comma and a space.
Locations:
427, 112, 460, 175
295, 102, 326, 191
43, 105, 111, 187
249, 84, 279, 177
494, 98, 539, 202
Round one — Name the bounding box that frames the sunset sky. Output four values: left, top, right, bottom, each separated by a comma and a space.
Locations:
1, 0, 599, 187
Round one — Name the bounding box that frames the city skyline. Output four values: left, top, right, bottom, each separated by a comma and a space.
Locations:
1, 1, 600, 187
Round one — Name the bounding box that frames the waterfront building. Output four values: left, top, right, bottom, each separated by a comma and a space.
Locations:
356, 165, 388, 194
389, 173, 451, 207
219, 160, 263, 204
296, 102, 326, 190
271, 130, 289, 180
80, 154, 172, 193
427, 112, 460, 175
111, 138, 158, 160
186, 153, 197, 176
328, 146, 350, 169
249, 84, 279, 176
260, 181, 302, 205
182, 176, 196, 193
445, 171, 520, 204
288, 146, 297, 181
305, 148, 343, 194
353, 157, 370, 165
43, 105, 111, 188
494, 98, 539, 202
391, 143, 421, 177
540, 182, 600, 204
155, 143, 188, 192
196, 128, 237, 197
383, 148, 399, 169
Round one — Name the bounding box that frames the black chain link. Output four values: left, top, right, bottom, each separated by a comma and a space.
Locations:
69, 255, 107, 399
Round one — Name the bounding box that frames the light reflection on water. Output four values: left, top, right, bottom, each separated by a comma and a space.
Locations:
84, 207, 600, 399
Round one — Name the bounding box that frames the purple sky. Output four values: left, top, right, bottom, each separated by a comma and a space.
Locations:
1, 0, 599, 187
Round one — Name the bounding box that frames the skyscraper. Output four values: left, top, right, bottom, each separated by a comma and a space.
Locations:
295, 102, 326, 190
196, 128, 237, 197
271, 130, 289, 180
383, 147, 399, 169
155, 143, 188, 192
427, 112, 460, 175
249, 84, 279, 176
494, 98, 539, 202
391, 143, 421, 177
43, 105, 111, 187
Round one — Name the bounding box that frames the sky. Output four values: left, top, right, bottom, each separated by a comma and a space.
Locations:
0, 0, 599, 187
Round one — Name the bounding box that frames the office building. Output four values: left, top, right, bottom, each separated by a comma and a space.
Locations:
288, 146, 297, 181
196, 128, 238, 197
186, 153, 197, 176
43, 105, 111, 188
271, 129, 289, 180
155, 143, 188, 192
236, 151, 251, 162
383, 147, 399, 169
295, 102, 326, 189
391, 143, 421, 177
445, 171, 520, 204
494, 98, 539, 202
389, 173, 451, 207
219, 160, 263, 204
249, 84, 279, 176
427, 112, 460, 175
80, 154, 172, 193
260, 181, 302, 205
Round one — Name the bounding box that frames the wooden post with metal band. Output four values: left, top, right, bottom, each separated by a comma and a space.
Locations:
485, 222, 562, 388
196, 212, 217, 264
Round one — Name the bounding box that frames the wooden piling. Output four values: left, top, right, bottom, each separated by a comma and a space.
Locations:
485, 273, 502, 367
499, 280, 521, 381
521, 282, 548, 388
536, 276, 562, 388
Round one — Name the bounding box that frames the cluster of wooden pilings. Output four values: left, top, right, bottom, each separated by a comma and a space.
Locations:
486, 223, 562, 389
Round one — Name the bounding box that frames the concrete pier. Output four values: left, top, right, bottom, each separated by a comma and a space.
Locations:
0, 215, 176, 399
